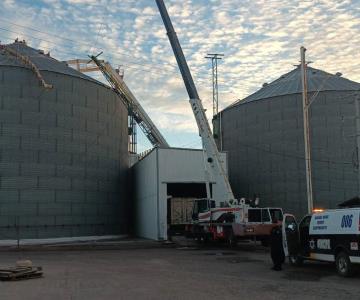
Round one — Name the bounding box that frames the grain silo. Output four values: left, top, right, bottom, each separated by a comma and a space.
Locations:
217, 66, 360, 217
0, 40, 129, 240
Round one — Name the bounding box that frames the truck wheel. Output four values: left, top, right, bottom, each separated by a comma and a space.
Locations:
335, 251, 354, 277
289, 255, 303, 266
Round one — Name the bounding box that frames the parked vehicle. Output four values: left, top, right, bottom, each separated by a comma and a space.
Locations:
282, 209, 360, 277
185, 198, 283, 245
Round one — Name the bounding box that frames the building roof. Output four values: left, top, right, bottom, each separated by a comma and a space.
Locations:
0, 40, 98, 83
226, 66, 360, 109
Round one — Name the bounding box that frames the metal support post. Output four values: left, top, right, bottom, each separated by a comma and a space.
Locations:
300, 46, 314, 214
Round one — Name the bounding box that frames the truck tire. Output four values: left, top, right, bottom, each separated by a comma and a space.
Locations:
289, 255, 303, 266
335, 251, 354, 277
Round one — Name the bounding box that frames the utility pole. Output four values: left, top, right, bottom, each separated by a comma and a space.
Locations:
205, 53, 224, 117
300, 46, 314, 214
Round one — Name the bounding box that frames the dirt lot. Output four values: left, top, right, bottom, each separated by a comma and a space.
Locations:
0, 242, 359, 300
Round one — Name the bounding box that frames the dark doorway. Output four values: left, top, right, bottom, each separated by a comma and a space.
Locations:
167, 183, 211, 198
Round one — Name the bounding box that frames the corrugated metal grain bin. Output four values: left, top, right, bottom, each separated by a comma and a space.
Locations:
216, 66, 360, 217
0, 41, 129, 239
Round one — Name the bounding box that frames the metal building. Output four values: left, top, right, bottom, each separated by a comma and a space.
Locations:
217, 66, 360, 217
0, 41, 129, 240
133, 147, 228, 240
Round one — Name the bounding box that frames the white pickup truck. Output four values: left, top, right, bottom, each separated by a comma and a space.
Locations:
282, 209, 360, 277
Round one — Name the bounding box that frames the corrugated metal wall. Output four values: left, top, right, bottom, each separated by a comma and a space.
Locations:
0, 66, 129, 239
220, 91, 358, 217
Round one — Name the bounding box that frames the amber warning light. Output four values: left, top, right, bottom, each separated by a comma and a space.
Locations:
313, 208, 324, 213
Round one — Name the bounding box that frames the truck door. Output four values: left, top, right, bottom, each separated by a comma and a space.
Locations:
298, 215, 312, 257
282, 214, 300, 257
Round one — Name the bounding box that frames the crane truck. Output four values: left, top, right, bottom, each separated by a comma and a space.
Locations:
155, 0, 283, 245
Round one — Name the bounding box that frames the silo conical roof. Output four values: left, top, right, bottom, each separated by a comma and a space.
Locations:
0, 40, 98, 83
228, 66, 360, 108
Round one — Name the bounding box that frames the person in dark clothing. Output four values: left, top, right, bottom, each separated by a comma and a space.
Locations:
270, 223, 285, 271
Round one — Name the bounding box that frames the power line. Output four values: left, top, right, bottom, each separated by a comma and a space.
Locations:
89, 22, 105, 55
0, 28, 238, 88
8, 17, 354, 103
1, 30, 357, 111
0, 30, 243, 104
0, 20, 258, 92
1, 25, 358, 115
0, 26, 180, 74
0, 9, 359, 85
0, 18, 179, 69
2, 30, 358, 121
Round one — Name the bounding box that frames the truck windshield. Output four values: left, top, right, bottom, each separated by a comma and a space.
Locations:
269, 209, 283, 222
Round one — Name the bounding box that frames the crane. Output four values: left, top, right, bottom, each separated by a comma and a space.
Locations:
155, 2, 286, 247
155, 0, 235, 210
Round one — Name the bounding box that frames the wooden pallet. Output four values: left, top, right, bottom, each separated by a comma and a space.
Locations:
0, 266, 43, 281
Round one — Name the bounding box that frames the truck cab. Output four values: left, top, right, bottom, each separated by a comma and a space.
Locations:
191, 198, 216, 222
282, 210, 360, 277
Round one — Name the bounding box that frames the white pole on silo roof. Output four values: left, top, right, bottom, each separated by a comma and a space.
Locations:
300, 46, 314, 214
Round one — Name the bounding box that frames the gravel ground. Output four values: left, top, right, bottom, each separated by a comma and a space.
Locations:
0, 242, 358, 300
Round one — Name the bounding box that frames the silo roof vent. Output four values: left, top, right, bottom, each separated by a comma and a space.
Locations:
336, 72, 342, 77
262, 82, 268, 87
14, 38, 27, 45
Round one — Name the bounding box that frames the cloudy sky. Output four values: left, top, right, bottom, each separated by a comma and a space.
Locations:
0, 0, 359, 151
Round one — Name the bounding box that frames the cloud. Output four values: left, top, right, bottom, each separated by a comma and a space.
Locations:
64, 0, 98, 3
